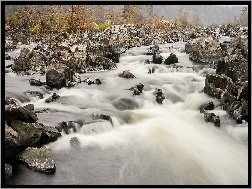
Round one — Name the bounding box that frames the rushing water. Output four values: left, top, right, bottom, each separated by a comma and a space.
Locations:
5, 42, 248, 185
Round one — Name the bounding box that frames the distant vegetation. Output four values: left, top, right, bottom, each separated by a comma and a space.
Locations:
5, 5, 248, 36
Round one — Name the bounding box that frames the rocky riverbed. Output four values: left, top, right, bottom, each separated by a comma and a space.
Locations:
5, 24, 248, 185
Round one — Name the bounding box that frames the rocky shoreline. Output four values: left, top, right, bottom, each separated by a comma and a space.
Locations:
5, 23, 248, 180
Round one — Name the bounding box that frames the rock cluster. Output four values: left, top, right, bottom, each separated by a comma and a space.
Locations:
5, 98, 61, 177
185, 27, 248, 124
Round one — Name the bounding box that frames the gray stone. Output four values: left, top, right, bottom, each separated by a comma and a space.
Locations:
19, 147, 56, 173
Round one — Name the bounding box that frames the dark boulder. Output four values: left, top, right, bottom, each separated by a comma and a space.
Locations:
37, 126, 62, 145
200, 101, 214, 113
18, 147, 56, 173
5, 97, 21, 106
5, 104, 38, 125
164, 53, 178, 65
46, 69, 66, 89
152, 53, 163, 64
5, 164, 12, 178
5, 53, 12, 60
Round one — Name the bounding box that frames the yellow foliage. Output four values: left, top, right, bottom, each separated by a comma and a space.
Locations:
33, 23, 41, 33
98, 22, 110, 30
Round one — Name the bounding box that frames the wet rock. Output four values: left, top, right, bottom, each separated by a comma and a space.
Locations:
45, 93, 60, 103
10, 120, 43, 147
5, 97, 21, 106
12, 48, 47, 73
37, 126, 62, 145
19, 147, 56, 173
5, 164, 12, 178
112, 97, 139, 110
144, 59, 150, 64
5, 45, 17, 52
5, 122, 19, 159
70, 137, 81, 149
23, 104, 34, 112
60, 121, 80, 134
237, 81, 248, 100
29, 77, 44, 86
46, 67, 80, 89
95, 56, 117, 70
5, 104, 38, 125
154, 88, 165, 104
93, 113, 113, 125
129, 83, 144, 96
5, 53, 12, 60
46, 69, 66, 89
152, 53, 163, 64
119, 70, 136, 78
200, 101, 214, 113
25, 90, 44, 99
204, 112, 220, 127
164, 53, 178, 65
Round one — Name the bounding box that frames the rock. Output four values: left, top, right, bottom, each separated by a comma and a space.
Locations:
200, 101, 214, 113
25, 90, 44, 99
5, 97, 21, 106
204, 112, 220, 127
5, 164, 12, 178
152, 53, 163, 64
112, 97, 139, 110
46, 67, 80, 89
60, 121, 80, 134
119, 70, 136, 78
23, 104, 35, 112
19, 147, 56, 173
10, 120, 43, 147
164, 53, 178, 65
237, 81, 248, 100
5, 53, 12, 60
46, 69, 66, 89
154, 88, 165, 104
70, 137, 81, 150
29, 77, 44, 86
5, 45, 17, 52
204, 74, 233, 98
144, 59, 150, 64
5, 122, 19, 159
129, 83, 144, 96
95, 78, 102, 85
5, 104, 38, 125
37, 126, 62, 145
93, 113, 113, 125
45, 93, 60, 103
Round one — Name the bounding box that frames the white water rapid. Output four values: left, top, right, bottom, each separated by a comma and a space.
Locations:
5, 42, 248, 185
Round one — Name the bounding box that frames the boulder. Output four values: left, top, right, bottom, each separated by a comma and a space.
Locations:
37, 126, 62, 145
119, 70, 136, 78
5, 53, 12, 60
237, 81, 248, 100
5, 97, 21, 106
46, 69, 66, 89
93, 113, 113, 125
60, 121, 80, 134
152, 53, 163, 64
164, 53, 178, 65
45, 93, 60, 103
10, 120, 43, 147
154, 88, 165, 104
18, 147, 56, 173
5, 123, 19, 159
5, 104, 38, 125
46, 67, 80, 89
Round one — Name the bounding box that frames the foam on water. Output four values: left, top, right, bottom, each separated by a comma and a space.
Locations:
5, 42, 248, 185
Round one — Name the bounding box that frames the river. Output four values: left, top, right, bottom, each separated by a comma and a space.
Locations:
5, 41, 248, 185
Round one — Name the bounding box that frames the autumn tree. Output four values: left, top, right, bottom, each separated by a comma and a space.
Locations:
191, 13, 203, 26
177, 8, 190, 28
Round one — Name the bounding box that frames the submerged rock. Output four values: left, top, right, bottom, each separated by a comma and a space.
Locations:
45, 93, 60, 103
200, 101, 214, 113
70, 137, 81, 150
154, 88, 165, 104
19, 147, 56, 173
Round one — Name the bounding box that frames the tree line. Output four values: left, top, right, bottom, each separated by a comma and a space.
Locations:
5, 5, 248, 36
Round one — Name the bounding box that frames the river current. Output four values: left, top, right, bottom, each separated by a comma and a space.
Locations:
5, 41, 248, 185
